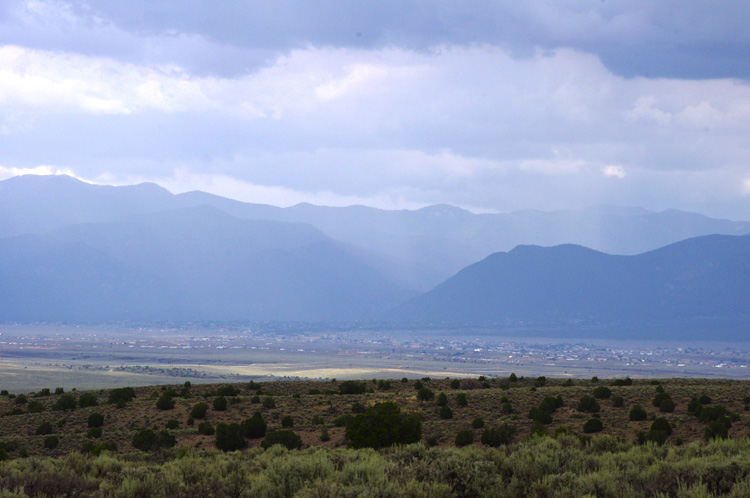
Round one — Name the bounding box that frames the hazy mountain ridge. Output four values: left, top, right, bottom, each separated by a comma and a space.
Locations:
3, 174, 749, 291
389, 234, 750, 335
0, 205, 415, 322
1, 175, 749, 332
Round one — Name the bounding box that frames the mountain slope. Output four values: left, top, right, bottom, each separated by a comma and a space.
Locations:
389, 234, 750, 333
3, 174, 750, 292
0, 206, 414, 322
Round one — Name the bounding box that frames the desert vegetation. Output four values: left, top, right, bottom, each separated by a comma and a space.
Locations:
1, 376, 750, 496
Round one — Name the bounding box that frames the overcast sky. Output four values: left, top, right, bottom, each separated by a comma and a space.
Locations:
1, 1, 749, 218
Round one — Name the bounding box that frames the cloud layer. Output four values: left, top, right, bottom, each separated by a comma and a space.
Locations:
1, 1, 749, 218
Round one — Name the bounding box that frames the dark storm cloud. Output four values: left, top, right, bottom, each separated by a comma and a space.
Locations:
3, 1, 750, 78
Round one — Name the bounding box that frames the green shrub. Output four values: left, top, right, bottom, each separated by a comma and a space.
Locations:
27, 400, 44, 413
87, 413, 104, 428
472, 417, 485, 429
52, 394, 77, 412
481, 423, 517, 447
262, 396, 276, 409
450, 379, 461, 389
338, 381, 366, 395
87, 427, 102, 439
629, 404, 648, 421
583, 418, 603, 433
320, 428, 330, 442
242, 412, 267, 438
455, 430, 474, 447
417, 387, 435, 402
216, 385, 239, 397
108, 387, 135, 404
191, 402, 209, 419
165, 419, 179, 430
351, 401, 366, 414
36, 421, 54, 435
78, 392, 98, 408
611, 395, 624, 407
439, 406, 453, 419
156, 394, 174, 410
198, 421, 215, 436
281, 415, 294, 428
346, 401, 422, 449
215, 423, 246, 452
593, 386, 612, 399
261, 430, 303, 450
43, 436, 59, 449
456, 393, 468, 407
436, 392, 448, 406
213, 396, 227, 411
652, 392, 675, 413
611, 377, 633, 386
577, 396, 600, 413
132, 429, 155, 451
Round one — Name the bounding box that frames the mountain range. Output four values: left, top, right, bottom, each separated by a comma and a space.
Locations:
1, 174, 748, 336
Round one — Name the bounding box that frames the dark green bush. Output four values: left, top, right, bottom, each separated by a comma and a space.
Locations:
436, 392, 448, 406
242, 412, 267, 439
629, 405, 648, 421
481, 424, 517, 447
338, 381, 366, 395
156, 394, 174, 410
333, 414, 354, 427
439, 406, 453, 419
612, 395, 624, 407
472, 417, 485, 429
27, 401, 44, 413
577, 396, 600, 413
78, 393, 98, 408
262, 430, 302, 450
108, 387, 135, 405
213, 396, 227, 411
87, 427, 102, 439
346, 401, 422, 449
165, 419, 179, 430
132, 429, 155, 451
456, 393, 468, 407
417, 387, 435, 402
583, 418, 603, 433
191, 402, 209, 419
611, 377, 633, 386
281, 415, 294, 428
43, 436, 59, 449
450, 379, 461, 389
36, 422, 54, 435
198, 421, 215, 436
87, 413, 104, 428
262, 396, 276, 409
52, 394, 77, 412
593, 386, 612, 399
455, 430, 474, 447
215, 423, 246, 452
216, 385, 239, 397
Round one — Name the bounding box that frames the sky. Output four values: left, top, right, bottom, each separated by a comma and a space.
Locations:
1, 1, 749, 219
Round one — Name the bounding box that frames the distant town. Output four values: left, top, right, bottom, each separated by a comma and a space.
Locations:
2, 323, 749, 392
